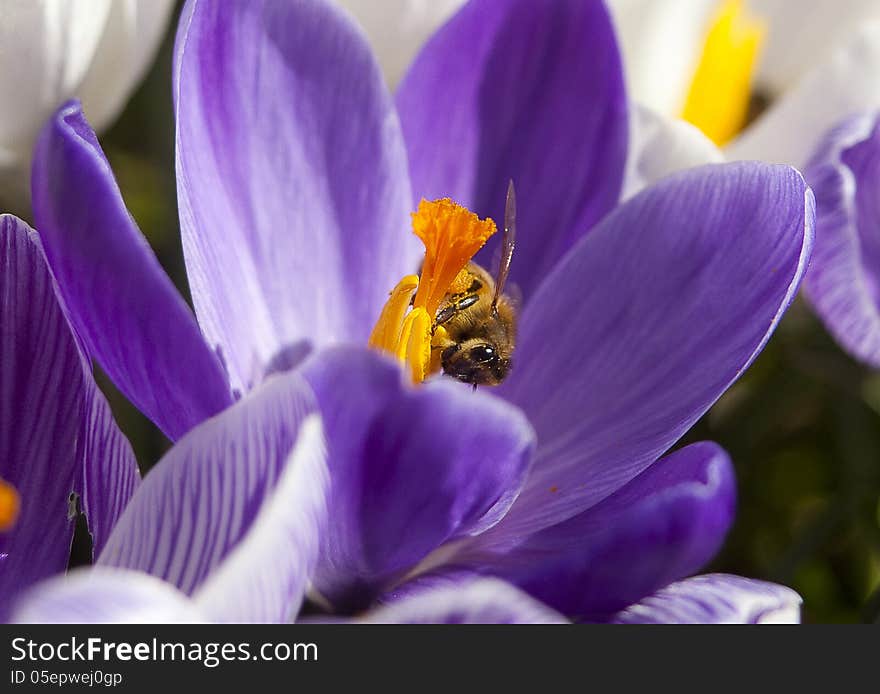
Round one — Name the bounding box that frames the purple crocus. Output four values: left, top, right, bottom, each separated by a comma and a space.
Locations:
12, 0, 813, 623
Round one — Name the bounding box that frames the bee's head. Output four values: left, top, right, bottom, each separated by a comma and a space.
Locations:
441, 340, 511, 386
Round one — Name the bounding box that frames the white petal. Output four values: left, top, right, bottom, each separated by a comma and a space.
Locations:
77, 0, 177, 132
606, 0, 716, 117
726, 22, 880, 169
335, 0, 466, 89
751, 0, 880, 94
622, 102, 723, 200
12, 568, 204, 624
0, 0, 111, 160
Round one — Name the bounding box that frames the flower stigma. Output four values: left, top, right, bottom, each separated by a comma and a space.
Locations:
681, 0, 766, 145
369, 198, 497, 383
0, 478, 21, 532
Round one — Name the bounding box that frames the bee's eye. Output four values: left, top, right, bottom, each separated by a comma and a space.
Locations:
469, 345, 496, 364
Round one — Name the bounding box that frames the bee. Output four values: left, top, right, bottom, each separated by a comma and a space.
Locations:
432, 181, 518, 386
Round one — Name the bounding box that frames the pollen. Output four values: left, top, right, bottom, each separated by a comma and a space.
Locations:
370, 198, 497, 383
0, 478, 20, 532
681, 0, 766, 145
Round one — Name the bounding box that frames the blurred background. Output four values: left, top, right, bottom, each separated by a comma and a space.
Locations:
39, 2, 880, 623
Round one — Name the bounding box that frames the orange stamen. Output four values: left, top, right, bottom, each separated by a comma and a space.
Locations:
0, 478, 20, 532
369, 199, 498, 383
410, 198, 496, 317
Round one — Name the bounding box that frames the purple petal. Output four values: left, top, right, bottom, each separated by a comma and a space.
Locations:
0, 216, 83, 611
31, 101, 231, 441
12, 568, 203, 624
77, 373, 141, 558
467, 442, 735, 620
362, 577, 567, 624
302, 347, 534, 612
802, 112, 880, 367
98, 371, 320, 619
192, 416, 328, 623
612, 573, 802, 624
174, 0, 418, 393
397, 0, 627, 301
491, 162, 814, 537
0, 216, 139, 614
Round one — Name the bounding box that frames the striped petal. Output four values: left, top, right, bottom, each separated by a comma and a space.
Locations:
612, 573, 802, 624
0, 215, 139, 615
801, 113, 880, 367
98, 372, 323, 624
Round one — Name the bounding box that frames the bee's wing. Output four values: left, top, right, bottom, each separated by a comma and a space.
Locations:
493, 180, 516, 310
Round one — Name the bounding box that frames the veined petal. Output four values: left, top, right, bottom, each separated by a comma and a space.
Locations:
11, 568, 203, 624
335, 0, 465, 89
397, 0, 627, 302
98, 371, 319, 618
32, 101, 232, 442
467, 442, 735, 620
302, 347, 534, 612
193, 416, 328, 623
622, 102, 723, 200
362, 577, 567, 624
726, 22, 880, 169
174, 0, 418, 393
801, 113, 880, 367
0, 216, 139, 614
491, 162, 813, 536
77, 369, 141, 559
612, 573, 802, 624
14, 416, 326, 625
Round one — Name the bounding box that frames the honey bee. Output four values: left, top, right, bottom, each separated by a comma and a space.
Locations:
432, 181, 518, 386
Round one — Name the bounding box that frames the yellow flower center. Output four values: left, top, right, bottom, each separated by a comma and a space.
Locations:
681, 0, 766, 145
369, 198, 497, 383
0, 478, 20, 532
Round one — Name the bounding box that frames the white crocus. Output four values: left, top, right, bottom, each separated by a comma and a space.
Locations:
0, 0, 175, 209
606, 0, 880, 168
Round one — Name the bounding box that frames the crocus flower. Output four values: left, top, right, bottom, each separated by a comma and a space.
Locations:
0, 214, 141, 619
604, 0, 880, 167
22, 0, 812, 623
0, 0, 176, 209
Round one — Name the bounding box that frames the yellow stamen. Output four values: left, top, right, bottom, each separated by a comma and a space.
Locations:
404, 308, 433, 384
368, 274, 419, 354
681, 0, 766, 145
370, 199, 498, 383
0, 478, 20, 532
411, 198, 496, 317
